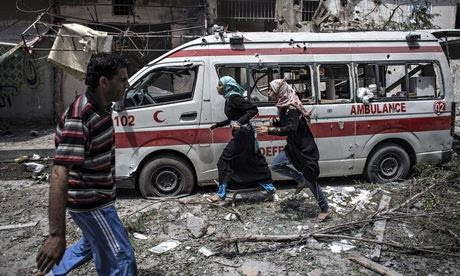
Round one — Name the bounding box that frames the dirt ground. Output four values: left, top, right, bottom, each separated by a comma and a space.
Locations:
1, 121, 460, 275
0, 154, 459, 276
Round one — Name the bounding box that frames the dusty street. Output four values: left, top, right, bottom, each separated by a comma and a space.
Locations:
0, 152, 459, 275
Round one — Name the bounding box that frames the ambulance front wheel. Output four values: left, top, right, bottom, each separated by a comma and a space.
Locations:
138, 154, 194, 197
365, 143, 410, 183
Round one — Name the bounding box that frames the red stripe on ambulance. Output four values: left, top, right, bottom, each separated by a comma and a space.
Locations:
115, 116, 451, 149
169, 46, 443, 58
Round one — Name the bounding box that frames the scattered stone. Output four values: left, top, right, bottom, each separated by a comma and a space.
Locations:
307, 237, 323, 250
198, 246, 214, 257
186, 214, 207, 238
206, 225, 216, 236
29, 130, 39, 137
308, 268, 323, 276
224, 213, 237, 221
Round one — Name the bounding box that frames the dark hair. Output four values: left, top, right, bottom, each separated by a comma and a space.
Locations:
85, 53, 128, 90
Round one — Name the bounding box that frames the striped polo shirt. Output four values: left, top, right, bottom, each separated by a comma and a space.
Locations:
54, 90, 116, 211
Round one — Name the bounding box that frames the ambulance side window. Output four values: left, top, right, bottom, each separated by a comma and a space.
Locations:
379, 64, 408, 100
357, 62, 443, 102
246, 65, 315, 104
318, 64, 351, 104
125, 66, 197, 108
281, 66, 315, 104
407, 62, 443, 99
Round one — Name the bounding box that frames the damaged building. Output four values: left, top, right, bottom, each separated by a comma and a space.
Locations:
0, 0, 459, 125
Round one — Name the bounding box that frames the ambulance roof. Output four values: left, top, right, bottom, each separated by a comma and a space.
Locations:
146, 31, 438, 66
198, 30, 437, 44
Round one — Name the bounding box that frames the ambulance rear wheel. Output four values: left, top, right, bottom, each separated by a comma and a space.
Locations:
138, 154, 194, 197
365, 143, 410, 183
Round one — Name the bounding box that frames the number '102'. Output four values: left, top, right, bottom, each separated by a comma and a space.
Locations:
114, 115, 135, 126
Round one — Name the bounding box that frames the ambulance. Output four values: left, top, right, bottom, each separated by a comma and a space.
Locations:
113, 30, 455, 197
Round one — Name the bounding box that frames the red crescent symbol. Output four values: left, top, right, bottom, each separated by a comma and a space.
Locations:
153, 110, 165, 123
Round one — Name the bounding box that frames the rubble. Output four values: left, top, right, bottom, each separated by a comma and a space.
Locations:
0, 155, 459, 275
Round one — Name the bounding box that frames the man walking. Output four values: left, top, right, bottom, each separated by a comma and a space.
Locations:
36, 53, 137, 275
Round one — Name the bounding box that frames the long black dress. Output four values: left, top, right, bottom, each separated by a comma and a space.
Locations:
214, 94, 272, 188
268, 106, 320, 185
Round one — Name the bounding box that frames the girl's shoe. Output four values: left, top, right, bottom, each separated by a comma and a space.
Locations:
207, 194, 224, 203
316, 208, 332, 222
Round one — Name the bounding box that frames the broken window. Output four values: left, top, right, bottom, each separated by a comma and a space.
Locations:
302, 0, 320, 21
216, 66, 248, 90
356, 62, 443, 102
318, 64, 351, 104
113, 0, 134, 16
125, 66, 197, 107
216, 64, 315, 104
248, 66, 279, 102
407, 62, 443, 99
280, 66, 315, 103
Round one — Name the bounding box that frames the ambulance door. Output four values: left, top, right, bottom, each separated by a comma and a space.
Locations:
113, 62, 204, 182
313, 61, 356, 177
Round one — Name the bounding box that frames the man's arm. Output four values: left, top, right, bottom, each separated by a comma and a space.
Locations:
36, 165, 71, 274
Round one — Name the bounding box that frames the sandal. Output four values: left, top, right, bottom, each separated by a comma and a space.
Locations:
206, 194, 224, 203
316, 208, 332, 222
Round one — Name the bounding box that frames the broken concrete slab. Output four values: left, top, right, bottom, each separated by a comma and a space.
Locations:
186, 214, 207, 238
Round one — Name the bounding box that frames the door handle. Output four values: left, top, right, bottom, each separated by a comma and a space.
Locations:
180, 111, 197, 121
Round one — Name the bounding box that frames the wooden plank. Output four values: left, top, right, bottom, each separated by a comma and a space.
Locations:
371, 194, 391, 261
349, 254, 403, 276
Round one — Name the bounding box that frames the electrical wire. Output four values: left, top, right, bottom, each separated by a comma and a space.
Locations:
16, 0, 47, 13
0, 19, 22, 33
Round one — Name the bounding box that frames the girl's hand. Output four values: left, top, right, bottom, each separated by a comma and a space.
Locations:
255, 126, 268, 134
230, 121, 241, 130
269, 117, 278, 126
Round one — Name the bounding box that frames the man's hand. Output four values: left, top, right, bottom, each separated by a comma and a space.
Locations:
256, 125, 269, 134
36, 164, 69, 274
36, 235, 65, 274
210, 124, 218, 130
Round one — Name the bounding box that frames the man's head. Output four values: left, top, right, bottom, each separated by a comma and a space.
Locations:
85, 53, 129, 102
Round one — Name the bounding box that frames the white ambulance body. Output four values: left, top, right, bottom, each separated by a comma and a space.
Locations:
113, 31, 454, 197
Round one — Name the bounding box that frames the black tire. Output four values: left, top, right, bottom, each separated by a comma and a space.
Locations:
365, 143, 411, 183
138, 154, 194, 197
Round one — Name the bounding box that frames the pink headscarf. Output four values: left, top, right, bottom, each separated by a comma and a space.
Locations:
269, 79, 310, 120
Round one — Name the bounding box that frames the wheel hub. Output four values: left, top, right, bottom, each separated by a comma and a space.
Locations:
379, 156, 398, 177
154, 169, 179, 193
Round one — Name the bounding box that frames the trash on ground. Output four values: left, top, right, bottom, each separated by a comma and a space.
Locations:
133, 232, 148, 240
148, 240, 181, 254
31, 154, 41, 160
14, 156, 29, 163
24, 162, 45, 174
329, 240, 355, 253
